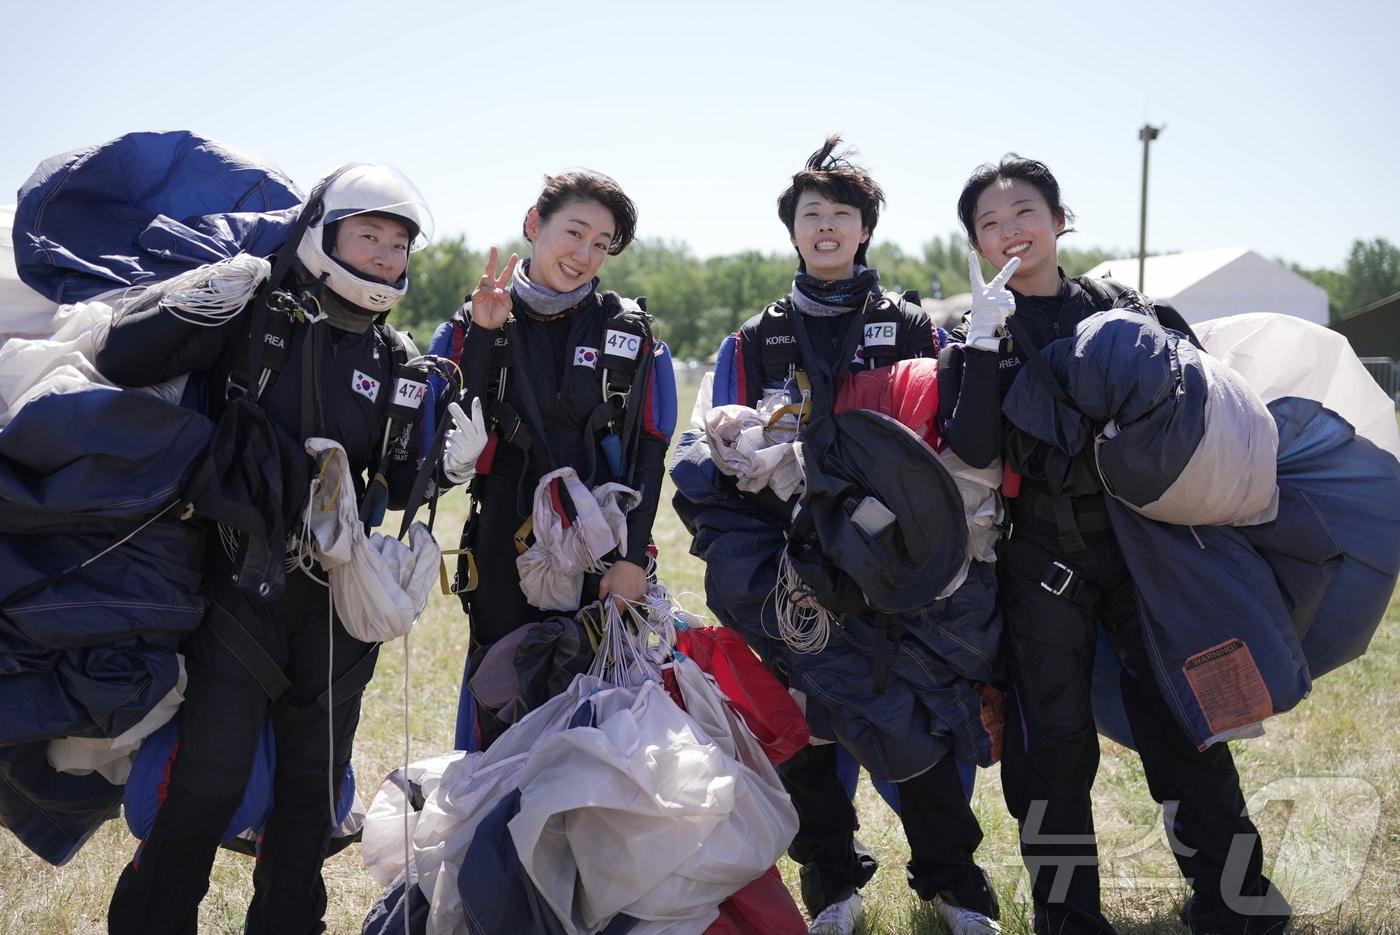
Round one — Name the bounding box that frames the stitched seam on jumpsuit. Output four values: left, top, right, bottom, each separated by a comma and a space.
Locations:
7, 599, 202, 614
1131, 583, 1199, 741
801, 673, 893, 778
0, 768, 68, 828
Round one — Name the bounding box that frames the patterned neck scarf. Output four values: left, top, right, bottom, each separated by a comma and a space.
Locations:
511, 259, 598, 319
791, 265, 882, 317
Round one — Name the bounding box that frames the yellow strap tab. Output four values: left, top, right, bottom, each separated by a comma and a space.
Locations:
793, 370, 814, 424
438, 548, 478, 594
576, 601, 605, 653
767, 402, 807, 427
513, 516, 534, 556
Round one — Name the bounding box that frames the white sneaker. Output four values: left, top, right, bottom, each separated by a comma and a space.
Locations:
809, 891, 864, 935
934, 896, 1002, 935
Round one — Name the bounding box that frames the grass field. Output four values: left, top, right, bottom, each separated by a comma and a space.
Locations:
2, 382, 1398, 934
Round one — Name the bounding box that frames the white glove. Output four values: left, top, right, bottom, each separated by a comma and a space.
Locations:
964, 252, 1020, 351
442, 398, 488, 484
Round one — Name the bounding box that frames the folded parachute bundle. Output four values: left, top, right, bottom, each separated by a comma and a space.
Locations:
516, 466, 642, 613
1004, 309, 1279, 526
703, 389, 805, 502
1196, 316, 1400, 679
0, 387, 214, 863
301, 438, 440, 642
1004, 310, 1400, 748
786, 408, 967, 619
836, 358, 1003, 573
671, 351, 1003, 781
0, 130, 306, 863
362, 590, 805, 935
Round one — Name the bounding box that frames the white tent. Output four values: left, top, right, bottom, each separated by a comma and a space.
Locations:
1082, 247, 1328, 326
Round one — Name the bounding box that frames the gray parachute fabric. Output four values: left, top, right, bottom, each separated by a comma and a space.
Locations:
1005, 309, 1278, 526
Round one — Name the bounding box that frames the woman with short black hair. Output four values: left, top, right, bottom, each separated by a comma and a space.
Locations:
942, 154, 1291, 935
429, 168, 675, 750
676, 137, 1004, 935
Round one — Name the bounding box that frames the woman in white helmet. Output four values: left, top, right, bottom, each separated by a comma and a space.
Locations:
97, 162, 433, 935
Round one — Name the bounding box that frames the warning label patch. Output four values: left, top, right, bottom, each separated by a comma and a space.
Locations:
1182, 638, 1273, 737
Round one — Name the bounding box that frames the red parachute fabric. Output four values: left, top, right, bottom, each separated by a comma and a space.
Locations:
675, 626, 810, 765
835, 357, 1027, 494
704, 865, 807, 935
664, 628, 810, 935
835, 358, 945, 451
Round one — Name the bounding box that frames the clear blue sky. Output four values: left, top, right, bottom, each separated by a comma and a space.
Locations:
3, 0, 1394, 270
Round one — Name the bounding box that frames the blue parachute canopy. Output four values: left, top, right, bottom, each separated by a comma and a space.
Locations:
14, 130, 302, 304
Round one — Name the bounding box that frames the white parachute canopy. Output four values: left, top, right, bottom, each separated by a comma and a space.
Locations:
302, 438, 440, 641
516, 467, 639, 612
1194, 313, 1400, 461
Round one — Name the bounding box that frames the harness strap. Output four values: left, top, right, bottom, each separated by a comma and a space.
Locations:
514, 516, 534, 555
1051, 495, 1089, 555
299, 319, 323, 444
439, 546, 476, 595
501, 318, 558, 472
1010, 486, 1112, 555
1000, 538, 1102, 614
1003, 313, 1074, 409
313, 643, 381, 713
619, 336, 655, 487
206, 597, 293, 702
394, 386, 456, 539
484, 398, 529, 451
581, 398, 625, 487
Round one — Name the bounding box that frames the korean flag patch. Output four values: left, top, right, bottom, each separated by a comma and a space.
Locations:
574, 346, 599, 369
352, 370, 380, 402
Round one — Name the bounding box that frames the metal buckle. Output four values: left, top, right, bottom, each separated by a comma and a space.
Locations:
1041, 561, 1075, 596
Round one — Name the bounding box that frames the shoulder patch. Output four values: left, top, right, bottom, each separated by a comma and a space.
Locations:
604, 329, 643, 360
863, 321, 898, 347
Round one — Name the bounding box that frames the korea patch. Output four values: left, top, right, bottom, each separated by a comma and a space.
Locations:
574, 346, 600, 369
352, 370, 380, 402
864, 321, 898, 347
604, 329, 643, 360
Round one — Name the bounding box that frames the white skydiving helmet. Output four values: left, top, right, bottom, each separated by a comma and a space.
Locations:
295, 162, 434, 314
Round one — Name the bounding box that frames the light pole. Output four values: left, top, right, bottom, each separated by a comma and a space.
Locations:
1138, 123, 1163, 292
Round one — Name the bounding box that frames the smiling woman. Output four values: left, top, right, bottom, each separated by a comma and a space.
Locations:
420, 167, 676, 751
940, 154, 1294, 935
670, 136, 1007, 935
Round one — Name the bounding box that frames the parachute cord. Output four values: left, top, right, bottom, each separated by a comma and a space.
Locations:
402, 628, 412, 935
286, 479, 329, 585
219, 523, 239, 562
772, 550, 835, 654
120, 253, 272, 327
326, 586, 336, 836
67, 498, 183, 574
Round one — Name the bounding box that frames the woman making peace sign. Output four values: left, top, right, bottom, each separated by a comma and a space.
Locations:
940, 155, 1290, 935
426, 170, 676, 749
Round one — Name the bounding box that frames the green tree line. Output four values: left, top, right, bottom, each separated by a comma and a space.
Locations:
1290, 237, 1400, 322
395, 234, 1400, 357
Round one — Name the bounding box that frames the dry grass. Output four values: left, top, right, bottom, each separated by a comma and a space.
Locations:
3, 383, 1398, 933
